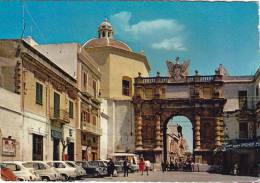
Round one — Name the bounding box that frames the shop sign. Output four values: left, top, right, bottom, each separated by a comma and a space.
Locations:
2, 138, 16, 156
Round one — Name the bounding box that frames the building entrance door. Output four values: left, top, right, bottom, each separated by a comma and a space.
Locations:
53, 138, 60, 160
68, 143, 74, 161
33, 134, 43, 160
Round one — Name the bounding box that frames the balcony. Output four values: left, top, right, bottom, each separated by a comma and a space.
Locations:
81, 122, 102, 136
50, 108, 70, 124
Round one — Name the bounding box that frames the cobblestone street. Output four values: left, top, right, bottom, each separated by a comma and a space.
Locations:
80, 171, 259, 182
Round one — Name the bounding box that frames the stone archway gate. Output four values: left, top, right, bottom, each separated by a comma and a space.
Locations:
132, 59, 226, 164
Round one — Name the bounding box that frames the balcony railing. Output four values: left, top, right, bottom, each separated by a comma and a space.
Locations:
50, 108, 70, 124
81, 122, 102, 135
135, 75, 220, 84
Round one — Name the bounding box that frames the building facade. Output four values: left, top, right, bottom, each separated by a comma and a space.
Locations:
0, 39, 78, 161
83, 19, 151, 156
32, 41, 102, 161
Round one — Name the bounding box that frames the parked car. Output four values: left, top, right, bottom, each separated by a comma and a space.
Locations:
47, 161, 77, 181
114, 160, 124, 173
75, 161, 105, 177
129, 163, 139, 172
65, 161, 87, 179
0, 163, 17, 181
88, 160, 109, 175
3, 161, 40, 181
23, 161, 61, 181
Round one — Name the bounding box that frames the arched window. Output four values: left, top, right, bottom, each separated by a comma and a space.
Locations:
122, 76, 132, 96
102, 31, 105, 38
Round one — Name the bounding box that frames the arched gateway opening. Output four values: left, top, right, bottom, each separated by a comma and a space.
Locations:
133, 58, 226, 165
165, 116, 193, 164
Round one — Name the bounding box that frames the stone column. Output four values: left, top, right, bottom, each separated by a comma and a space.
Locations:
135, 114, 143, 150
194, 114, 201, 150
215, 116, 223, 147
155, 115, 162, 150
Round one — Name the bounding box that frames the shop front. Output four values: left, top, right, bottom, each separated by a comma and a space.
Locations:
223, 141, 260, 176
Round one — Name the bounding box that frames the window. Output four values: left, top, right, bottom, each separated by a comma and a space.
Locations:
36, 82, 43, 105
93, 80, 97, 97
83, 72, 87, 88
69, 101, 73, 118
238, 91, 247, 110
93, 115, 96, 125
239, 123, 248, 139
102, 31, 105, 37
256, 86, 259, 97
122, 80, 130, 96
54, 92, 60, 118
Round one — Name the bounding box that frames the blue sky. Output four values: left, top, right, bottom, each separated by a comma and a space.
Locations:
0, 1, 259, 77
0, 1, 259, 150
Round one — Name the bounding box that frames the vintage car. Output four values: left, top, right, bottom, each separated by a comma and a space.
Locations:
65, 161, 87, 179
75, 161, 105, 177
4, 161, 40, 181
0, 163, 17, 181
47, 161, 77, 180
23, 161, 62, 181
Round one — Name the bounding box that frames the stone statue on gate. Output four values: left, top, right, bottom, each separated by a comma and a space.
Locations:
177, 124, 183, 138
166, 57, 189, 81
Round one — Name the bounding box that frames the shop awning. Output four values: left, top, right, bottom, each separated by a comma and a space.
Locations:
224, 141, 260, 151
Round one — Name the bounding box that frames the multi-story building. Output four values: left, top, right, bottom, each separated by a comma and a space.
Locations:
31, 40, 102, 161
214, 65, 260, 176
83, 19, 151, 156
0, 39, 78, 161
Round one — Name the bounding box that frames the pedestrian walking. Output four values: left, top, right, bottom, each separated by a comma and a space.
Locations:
144, 160, 150, 175
139, 158, 145, 175
161, 161, 165, 173
107, 158, 115, 177
233, 163, 239, 176
123, 158, 129, 177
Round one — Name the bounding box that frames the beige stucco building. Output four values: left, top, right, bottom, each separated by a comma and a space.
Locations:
31, 40, 102, 161
83, 19, 151, 156
0, 39, 78, 161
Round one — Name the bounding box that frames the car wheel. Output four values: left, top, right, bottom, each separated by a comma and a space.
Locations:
41, 177, 50, 181
61, 174, 69, 181
93, 172, 99, 178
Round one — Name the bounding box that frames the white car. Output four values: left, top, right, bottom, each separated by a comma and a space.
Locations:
4, 161, 40, 181
65, 161, 87, 179
23, 161, 61, 181
47, 161, 77, 180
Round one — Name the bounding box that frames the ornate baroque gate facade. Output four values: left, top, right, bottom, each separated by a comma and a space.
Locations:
133, 58, 226, 164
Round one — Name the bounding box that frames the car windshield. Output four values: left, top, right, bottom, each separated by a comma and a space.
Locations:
66, 162, 76, 167
22, 163, 35, 169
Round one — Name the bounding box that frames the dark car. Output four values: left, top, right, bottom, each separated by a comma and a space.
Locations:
75, 161, 104, 177
88, 161, 109, 176
114, 161, 124, 173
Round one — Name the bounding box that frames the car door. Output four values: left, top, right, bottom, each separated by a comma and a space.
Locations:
5, 164, 25, 180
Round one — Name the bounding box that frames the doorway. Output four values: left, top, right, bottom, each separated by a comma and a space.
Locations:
53, 138, 60, 160
68, 143, 74, 161
33, 134, 43, 160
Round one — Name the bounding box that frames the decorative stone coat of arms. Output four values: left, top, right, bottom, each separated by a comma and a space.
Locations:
166, 57, 189, 81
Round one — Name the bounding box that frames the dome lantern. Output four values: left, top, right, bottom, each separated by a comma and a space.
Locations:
98, 18, 113, 39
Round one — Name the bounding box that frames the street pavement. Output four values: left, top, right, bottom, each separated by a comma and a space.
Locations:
80, 171, 260, 182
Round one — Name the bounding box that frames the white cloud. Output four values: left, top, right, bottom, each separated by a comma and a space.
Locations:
110, 11, 187, 52
152, 38, 186, 51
